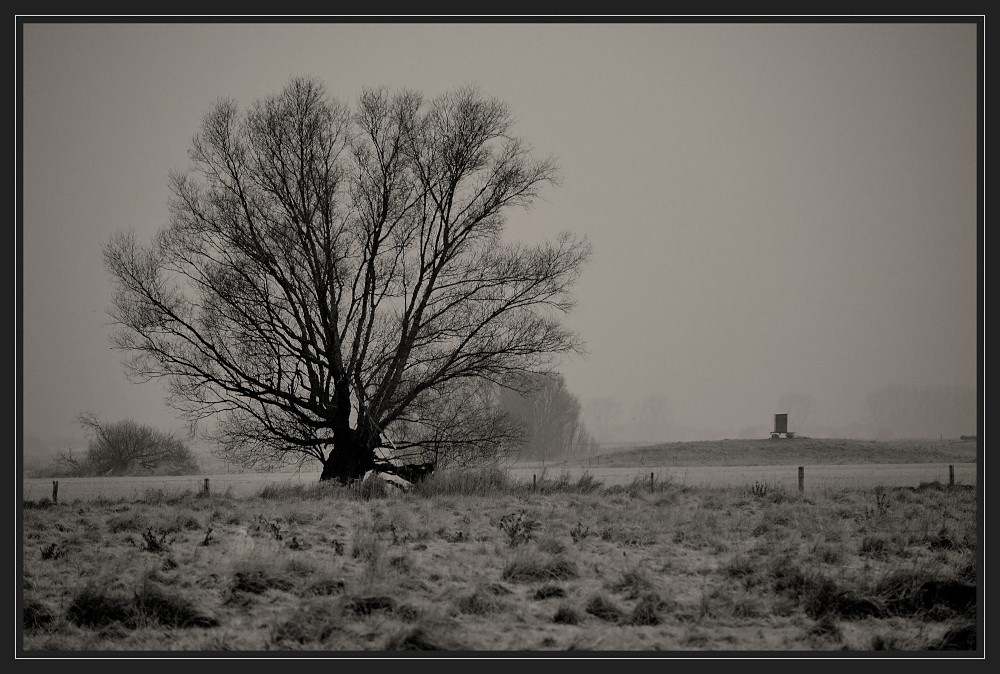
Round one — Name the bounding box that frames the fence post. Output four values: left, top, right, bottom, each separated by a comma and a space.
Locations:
949, 465, 955, 486
203, 478, 210, 494
797, 466, 804, 495
650, 472, 654, 493
52, 480, 58, 504
533, 474, 537, 491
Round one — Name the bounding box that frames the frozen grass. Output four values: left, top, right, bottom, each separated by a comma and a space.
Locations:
20, 473, 978, 653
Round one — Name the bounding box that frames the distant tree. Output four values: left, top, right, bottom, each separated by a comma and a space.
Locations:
497, 373, 598, 462
104, 77, 589, 483
69, 413, 200, 476
382, 377, 524, 470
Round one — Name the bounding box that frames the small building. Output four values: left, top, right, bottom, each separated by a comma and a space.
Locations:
770, 413, 795, 439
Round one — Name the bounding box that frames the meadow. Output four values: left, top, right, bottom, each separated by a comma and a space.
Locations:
20, 465, 978, 654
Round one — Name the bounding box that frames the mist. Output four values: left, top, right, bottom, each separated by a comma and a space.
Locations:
20, 21, 980, 468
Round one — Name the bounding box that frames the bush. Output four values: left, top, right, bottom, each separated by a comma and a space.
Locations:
56, 413, 200, 477
498, 511, 541, 547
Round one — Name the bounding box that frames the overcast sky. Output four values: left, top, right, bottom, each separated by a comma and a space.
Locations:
20, 20, 980, 446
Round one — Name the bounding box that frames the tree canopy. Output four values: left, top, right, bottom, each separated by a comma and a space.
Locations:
105, 77, 590, 482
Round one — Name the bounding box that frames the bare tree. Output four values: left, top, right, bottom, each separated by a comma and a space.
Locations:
497, 373, 598, 462
74, 413, 199, 476
105, 78, 590, 483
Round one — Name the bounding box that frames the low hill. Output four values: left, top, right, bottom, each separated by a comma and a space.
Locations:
589, 437, 977, 467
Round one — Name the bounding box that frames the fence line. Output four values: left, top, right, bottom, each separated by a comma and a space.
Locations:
22, 463, 974, 503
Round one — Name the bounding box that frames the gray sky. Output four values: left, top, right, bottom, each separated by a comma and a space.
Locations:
20, 20, 980, 446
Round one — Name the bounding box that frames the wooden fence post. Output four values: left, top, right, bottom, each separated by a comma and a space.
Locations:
203, 478, 210, 494
949, 465, 955, 486
797, 466, 804, 495
650, 472, 654, 493
533, 474, 536, 491
52, 480, 58, 504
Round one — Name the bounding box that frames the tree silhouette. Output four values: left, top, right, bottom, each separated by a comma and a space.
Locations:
105, 78, 590, 482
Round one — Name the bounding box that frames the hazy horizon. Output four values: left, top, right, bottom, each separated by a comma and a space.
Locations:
19, 20, 981, 461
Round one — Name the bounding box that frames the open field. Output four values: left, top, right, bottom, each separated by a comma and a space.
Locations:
584, 437, 979, 467
22, 437, 979, 502
23, 463, 976, 503
20, 469, 979, 653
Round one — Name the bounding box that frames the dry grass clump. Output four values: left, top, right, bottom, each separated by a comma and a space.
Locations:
585, 593, 624, 622
501, 552, 578, 583
270, 599, 344, 648
345, 595, 395, 617
417, 467, 519, 497
627, 592, 669, 626
22, 601, 54, 630
231, 564, 295, 595
533, 585, 565, 600
552, 604, 581, 625
606, 567, 655, 599
383, 626, 453, 650
456, 588, 510, 615
65, 579, 218, 630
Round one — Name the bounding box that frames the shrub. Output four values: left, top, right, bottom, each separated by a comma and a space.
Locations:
746, 481, 770, 499
141, 528, 171, 553
70, 413, 200, 477
569, 522, 590, 543
39, 543, 61, 560
498, 511, 541, 547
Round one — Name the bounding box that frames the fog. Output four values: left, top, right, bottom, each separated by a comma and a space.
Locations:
19, 21, 980, 464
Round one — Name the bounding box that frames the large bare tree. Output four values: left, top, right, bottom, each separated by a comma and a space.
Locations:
105, 78, 590, 482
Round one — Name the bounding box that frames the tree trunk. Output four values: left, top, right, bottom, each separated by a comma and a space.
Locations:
319, 426, 375, 483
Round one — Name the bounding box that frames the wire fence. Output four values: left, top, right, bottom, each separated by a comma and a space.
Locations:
508, 463, 975, 490
21, 462, 975, 504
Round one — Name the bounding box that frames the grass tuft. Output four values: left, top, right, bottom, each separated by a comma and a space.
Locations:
585, 593, 624, 622
502, 552, 578, 583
